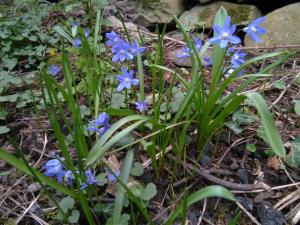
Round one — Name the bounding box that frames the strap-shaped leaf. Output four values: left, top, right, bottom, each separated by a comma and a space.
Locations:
165, 185, 235, 225
244, 92, 286, 158
86, 115, 148, 166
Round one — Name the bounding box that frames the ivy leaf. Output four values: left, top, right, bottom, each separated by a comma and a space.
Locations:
285, 138, 300, 167
2, 57, 17, 71
294, 100, 300, 116
130, 162, 144, 177
59, 197, 75, 213
111, 93, 125, 109
246, 144, 256, 153
0, 109, 8, 120
170, 90, 185, 113
273, 80, 286, 89
0, 126, 10, 134
119, 213, 130, 225
68, 210, 80, 224
142, 183, 157, 201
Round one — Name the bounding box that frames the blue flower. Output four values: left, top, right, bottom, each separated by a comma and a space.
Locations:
203, 57, 212, 66
194, 37, 203, 52
135, 100, 147, 112
83, 28, 90, 38
43, 159, 65, 183
209, 16, 241, 48
116, 67, 139, 92
230, 50, 246, 68
48, 64, 61, 76
130, 40, 145, 56
176, 46, 190, 60
112, 40, 134, 62
64, 170, 74, 186
177, 37, 203, 60
80, 169, 99, 189
106, 31, 121, 47
105, 167, 121, 183
86, 112, 111, 136
71, 21, 79, 27
243, 17, 266, 43
73, 38, 81, 48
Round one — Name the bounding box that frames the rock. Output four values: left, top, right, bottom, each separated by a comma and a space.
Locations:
257, 201, 285, 225
116, 0, 185, 28
179, 1, 262, 30
244, 3, 300, 50
167, 47, 212, 67
27, 183, 42, 193
105, 16, 150, 39
197, 0, 212, 3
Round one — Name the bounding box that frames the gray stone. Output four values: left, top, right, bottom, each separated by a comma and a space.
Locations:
116, 0, 185, 27
167, 47, 212, 67
179, 1, 262, 29
244, 3, 300, 50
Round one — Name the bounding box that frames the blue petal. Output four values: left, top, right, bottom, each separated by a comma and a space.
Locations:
220, 39, 229, 48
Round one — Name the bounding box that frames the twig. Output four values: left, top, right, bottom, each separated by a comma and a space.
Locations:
216, 138, 246, 166
15, 194, 41, 224
197, 198, 207, 225
236, 201, 261, 225
232, 181, 300, 194
170, 155, 270, 191
278, 157, 300, 189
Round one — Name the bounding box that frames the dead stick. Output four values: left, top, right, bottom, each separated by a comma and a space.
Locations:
169, 155, 269, 191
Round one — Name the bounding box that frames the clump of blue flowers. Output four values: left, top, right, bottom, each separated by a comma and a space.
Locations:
177, 36, 212, 66
105, 31, 145, 63
135, 100, 147, 112
48, 64, 61, 76
43, 159, 65, 183
86, 112, 111, 136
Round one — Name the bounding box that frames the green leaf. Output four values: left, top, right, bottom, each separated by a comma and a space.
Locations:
0, 109, 8, 120
2, 57, 17, 70
285, 137, 300, 167
0, 126, 10, 134
130, 162, 144, 177
86, 115, 148, 166
111, 93, 125, 109
0, 94, 19, 102
68, 210, 80, 224
232, 109, 257, 124
120, 213, 130, 225
142, 183, 157, 201
245, 92, 286, 158
294, 100, 300, 116
59, 197, 75, 213
165, 185, 235, 225
113, 150, 134, 225
246, 143, 256, 153
273, 80, 286, 89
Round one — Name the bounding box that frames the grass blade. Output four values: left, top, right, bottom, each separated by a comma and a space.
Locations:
112, 150, 134, 224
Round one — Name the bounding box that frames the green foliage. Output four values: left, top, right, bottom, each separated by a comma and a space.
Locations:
0, 2, 55, 71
